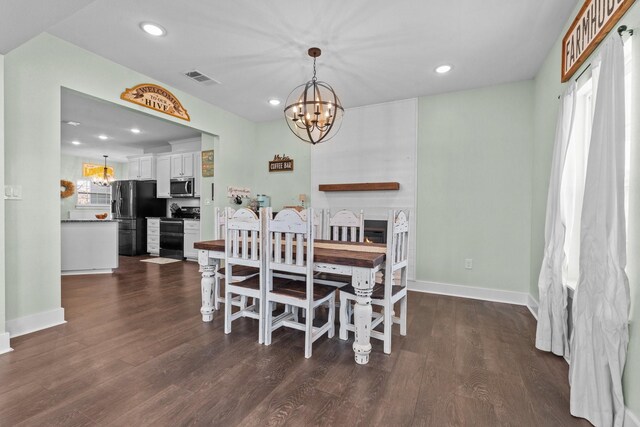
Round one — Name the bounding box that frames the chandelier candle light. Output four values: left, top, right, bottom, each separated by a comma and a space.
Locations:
284, 47, 344, 145
93, 155, 114, 187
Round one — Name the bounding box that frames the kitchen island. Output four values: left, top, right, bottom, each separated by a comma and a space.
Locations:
61, 220, 119, 275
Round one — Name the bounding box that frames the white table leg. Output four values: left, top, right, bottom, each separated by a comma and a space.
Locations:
199, 250, 219, 322
351, 267, 375, 364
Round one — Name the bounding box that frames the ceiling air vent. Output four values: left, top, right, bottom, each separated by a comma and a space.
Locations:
183, 70, 220, 86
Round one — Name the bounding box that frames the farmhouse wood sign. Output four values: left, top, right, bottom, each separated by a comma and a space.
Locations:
562, 0, 636, 82
120, 83, 191, 121
269, 154, 294, 172
201, 150, 214, 177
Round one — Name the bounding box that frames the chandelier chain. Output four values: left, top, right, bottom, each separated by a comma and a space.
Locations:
312, 57, 317, 82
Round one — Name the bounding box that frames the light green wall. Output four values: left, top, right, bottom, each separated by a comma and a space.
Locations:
254, 119, 311, 210
529, 2, 640, 416
625, 32, 640, 419
0, 54, 5, 335
416, 81, 534, 292
4, 33, 256, 322
59, 154, 126, 219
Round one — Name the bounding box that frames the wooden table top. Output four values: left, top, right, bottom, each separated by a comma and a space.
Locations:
194, 239, 386, 269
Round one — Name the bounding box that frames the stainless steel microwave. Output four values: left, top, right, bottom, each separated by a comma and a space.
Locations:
170, 178, 195, 198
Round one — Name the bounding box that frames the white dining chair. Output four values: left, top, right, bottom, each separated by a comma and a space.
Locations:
324, 209, 365, 242
315, 208, 365, 286
299, 208, 324, 239
223, 208, 280, 343
264, 208, 336, 358
214, 207, 235, 240
213, 207, 257, 310
339, 210, 409, 354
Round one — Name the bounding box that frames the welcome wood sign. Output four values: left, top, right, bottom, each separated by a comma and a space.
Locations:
120, 83, 191, 121
562, 0, 635, 82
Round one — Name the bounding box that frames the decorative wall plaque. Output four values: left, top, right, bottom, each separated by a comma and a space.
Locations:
120, 83, 191, 121
202, 150, 214, 177
562, 0, 636, 82
269, 154, 294, 172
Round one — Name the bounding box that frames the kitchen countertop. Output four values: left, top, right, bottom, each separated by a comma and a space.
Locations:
62, 219, 117, 223
146, 217, 200, 221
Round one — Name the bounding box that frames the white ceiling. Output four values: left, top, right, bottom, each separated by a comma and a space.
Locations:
5, 1, 579, 122
0, 0, 95, 54
61, 89, 200, 162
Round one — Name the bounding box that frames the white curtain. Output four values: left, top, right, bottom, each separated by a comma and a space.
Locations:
536, 82, 576, 356
569, 35, 630, 427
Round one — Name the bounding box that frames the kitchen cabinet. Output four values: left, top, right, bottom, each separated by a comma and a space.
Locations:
171, 153, 194, 178
156, 156, 171, 198
128, 155, 156, 180
147, 218, 160, 256
194, 151, 201, 197
183, 219, 200, 260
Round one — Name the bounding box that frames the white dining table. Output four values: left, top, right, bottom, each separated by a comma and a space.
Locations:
194, 239, 386, 365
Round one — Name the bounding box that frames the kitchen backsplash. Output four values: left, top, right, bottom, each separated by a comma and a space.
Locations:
166, 197, 199, 217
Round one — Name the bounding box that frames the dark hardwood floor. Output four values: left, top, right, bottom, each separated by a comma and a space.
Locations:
0, 256, 590, 426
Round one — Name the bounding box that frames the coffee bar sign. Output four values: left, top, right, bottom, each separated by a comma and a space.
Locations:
121, 83, 191, 121
562, 0, 635, 82
269, 154, 294, 172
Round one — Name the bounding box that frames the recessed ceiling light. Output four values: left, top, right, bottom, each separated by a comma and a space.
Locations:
63, 120, 81, 126
71, 140, 81, 145
140, 22, 166, 37
268, 98, 281, 106
98, 134, 109, 140
130, 128, 141, 134
435, 64, 453, 74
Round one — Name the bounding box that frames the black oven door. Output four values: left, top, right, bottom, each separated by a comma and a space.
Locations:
160, 219, 184, 259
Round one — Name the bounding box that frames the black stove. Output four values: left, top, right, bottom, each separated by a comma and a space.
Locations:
171, 206, 200, 219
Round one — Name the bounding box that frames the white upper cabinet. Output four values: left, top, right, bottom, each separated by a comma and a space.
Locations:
156, 156, 171, 198
170, 153, 194, 178
128, 155, 156, 180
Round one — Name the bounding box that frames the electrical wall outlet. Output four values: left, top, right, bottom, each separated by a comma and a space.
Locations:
464, 258, 473, 270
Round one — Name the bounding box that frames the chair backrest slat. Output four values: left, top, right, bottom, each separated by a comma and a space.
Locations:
225, 208, 261, 269
299, 208, 324, 238
266, 208, 314, 277
388, 210, 409, 268
215, 207, 236, 240
325, 209, 364, 242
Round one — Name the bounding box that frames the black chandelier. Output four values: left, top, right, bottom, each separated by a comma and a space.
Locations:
284, 47, 344, 145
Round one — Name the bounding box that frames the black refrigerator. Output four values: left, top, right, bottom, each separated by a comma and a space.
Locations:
112, 180, 166, 256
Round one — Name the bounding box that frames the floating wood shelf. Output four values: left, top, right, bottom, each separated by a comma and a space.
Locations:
319, 182, 400, 192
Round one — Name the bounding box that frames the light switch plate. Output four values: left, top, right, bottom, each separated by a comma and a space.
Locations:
4, 185, 23, 200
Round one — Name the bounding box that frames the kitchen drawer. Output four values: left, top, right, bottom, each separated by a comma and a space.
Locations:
148, 227, 160, 236
147, 243, 159, 254
147, 234, 160, 245
184, 220, 200, 231
147, 218, 160, 228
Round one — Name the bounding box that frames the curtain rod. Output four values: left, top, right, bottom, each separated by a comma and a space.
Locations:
557, 25, 634, 99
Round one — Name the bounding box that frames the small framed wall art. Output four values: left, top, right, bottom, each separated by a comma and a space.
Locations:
202, 150, 214, 177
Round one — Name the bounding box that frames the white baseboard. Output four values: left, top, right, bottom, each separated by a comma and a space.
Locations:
527, 294, 539, 320
6, 308, 66, 338
627, 407, 640, 427
61, 269, 113, 276
408, 279, 529, 306
0, 332, 12, 355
